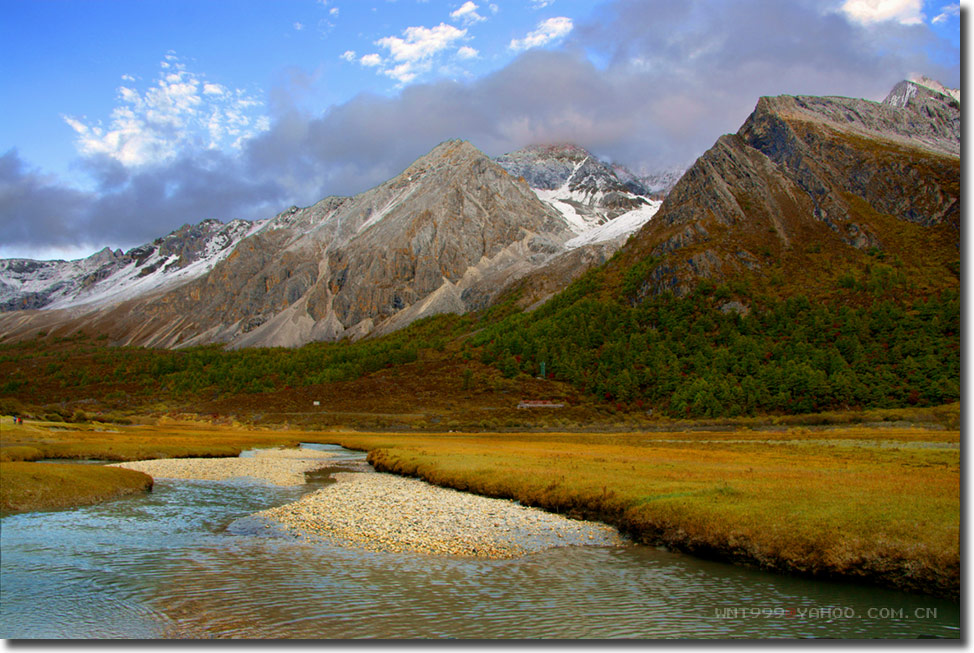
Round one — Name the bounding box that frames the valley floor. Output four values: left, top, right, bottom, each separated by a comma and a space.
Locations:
0, 411, 959, 600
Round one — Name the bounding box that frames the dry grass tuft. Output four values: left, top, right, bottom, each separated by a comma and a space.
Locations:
0, 462, 153, 513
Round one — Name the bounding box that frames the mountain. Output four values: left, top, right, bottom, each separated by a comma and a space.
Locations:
637, 167, 685, 197
2, 79, 956, 351
472, 78, 959, 418
0, 219, 260, 313
606, 78, 960, 302
494, 144, 662, 240
0, 140, 664, 348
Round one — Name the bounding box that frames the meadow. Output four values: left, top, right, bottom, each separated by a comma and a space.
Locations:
0, 412, 959, 599
0, 416, 335, 513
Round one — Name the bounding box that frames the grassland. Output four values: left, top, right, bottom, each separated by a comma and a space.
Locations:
0, 463, 154, 513
0, 416, 340, 513
331, 425, 959, 600
0, 415, 333, 461
0, 413, 959, 600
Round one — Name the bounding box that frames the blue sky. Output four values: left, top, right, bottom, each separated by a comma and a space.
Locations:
0, 0, 963, 260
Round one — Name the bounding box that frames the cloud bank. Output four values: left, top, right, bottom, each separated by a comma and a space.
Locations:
0, 0, 960, 259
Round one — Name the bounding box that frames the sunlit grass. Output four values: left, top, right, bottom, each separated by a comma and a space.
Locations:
0, 415, 958, 598
0, 416, 334, 461
0, 462, 153, 513
0, 416, 344, 513
333, 427, 959, 599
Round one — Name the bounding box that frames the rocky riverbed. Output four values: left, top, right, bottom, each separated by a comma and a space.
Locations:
255, 471, 626, 558
110, 447, 336, 486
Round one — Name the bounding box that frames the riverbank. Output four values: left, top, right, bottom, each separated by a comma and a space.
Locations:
111, 447, 337, 486
0, 462, 153, 513
0, 419, 348, 511
332, 428, 960, 601
257, 471, 624, 557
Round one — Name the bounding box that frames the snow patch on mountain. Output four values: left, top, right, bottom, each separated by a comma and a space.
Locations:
910, 75, 960, 104
564, 200, 662, 249
532, 185, 606, 233
497, 144, 665, 246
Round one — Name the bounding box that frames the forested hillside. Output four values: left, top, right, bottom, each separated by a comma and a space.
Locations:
473, 262, 959, 418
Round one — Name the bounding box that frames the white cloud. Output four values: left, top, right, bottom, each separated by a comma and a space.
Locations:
360, 53, 383, 67
450, 1, 485, 25
121, 74, 135, 82
841, 0, 925, 25
373, 23, 468, 83
293, 21, 305, 31
377, 23, 467, 63
531, 0, 554, 7
489, 4, 499, 14
330, 7, 339, 16
457, 45, 479, 59
63, 55, 267, 167
932, 2, 960, 23
509, 16, 573, 51
341, 50, 357, 62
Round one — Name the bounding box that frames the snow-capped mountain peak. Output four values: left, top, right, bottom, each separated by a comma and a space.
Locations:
0, 218, 262, 312
494, 144, 662, 247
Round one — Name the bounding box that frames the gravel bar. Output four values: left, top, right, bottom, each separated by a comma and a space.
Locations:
109, 447, 336, 486
255, 471, 627, 558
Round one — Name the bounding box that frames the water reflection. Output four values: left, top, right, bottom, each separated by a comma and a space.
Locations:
0, 445, 959, 639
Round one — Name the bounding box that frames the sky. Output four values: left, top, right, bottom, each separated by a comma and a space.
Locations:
0, 0, 963, 261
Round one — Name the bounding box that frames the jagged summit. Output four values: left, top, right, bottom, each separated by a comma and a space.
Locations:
902, 75, 960, 104
495, 143, 649, 194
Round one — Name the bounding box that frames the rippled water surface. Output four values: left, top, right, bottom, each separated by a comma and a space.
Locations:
0, 445, 959, 639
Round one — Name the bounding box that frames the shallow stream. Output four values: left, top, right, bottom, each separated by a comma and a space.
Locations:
0, 445, 959, 639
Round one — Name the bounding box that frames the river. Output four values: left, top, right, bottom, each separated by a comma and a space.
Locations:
0, 445, 959, 639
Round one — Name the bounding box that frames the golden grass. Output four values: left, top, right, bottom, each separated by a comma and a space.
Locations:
0, 462, 154, 513
331, 427, 959, 599
0, 415, 959, 598
0, 417, 343, 513
0, 417, 336, 462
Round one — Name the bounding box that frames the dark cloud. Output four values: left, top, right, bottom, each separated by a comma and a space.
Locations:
0, 150, 92, 249
242, 0, 961, 194
0, 0, 959, 257
0, 148, 286, 255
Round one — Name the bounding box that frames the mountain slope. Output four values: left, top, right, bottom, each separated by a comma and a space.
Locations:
471, 79, 960, 418
1, 139, 676, 349
609, 79, 960, 302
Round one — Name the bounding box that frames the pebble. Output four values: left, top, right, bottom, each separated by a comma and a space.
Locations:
255, 471, 626, 558
109, 447, 336, 486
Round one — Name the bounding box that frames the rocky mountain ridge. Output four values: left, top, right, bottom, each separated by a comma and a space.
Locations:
0, 219, 260, 312
494, 144, 662, 236
0, 140, 665, 348
0, 78, 958, 349
610, 78, 960, 302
